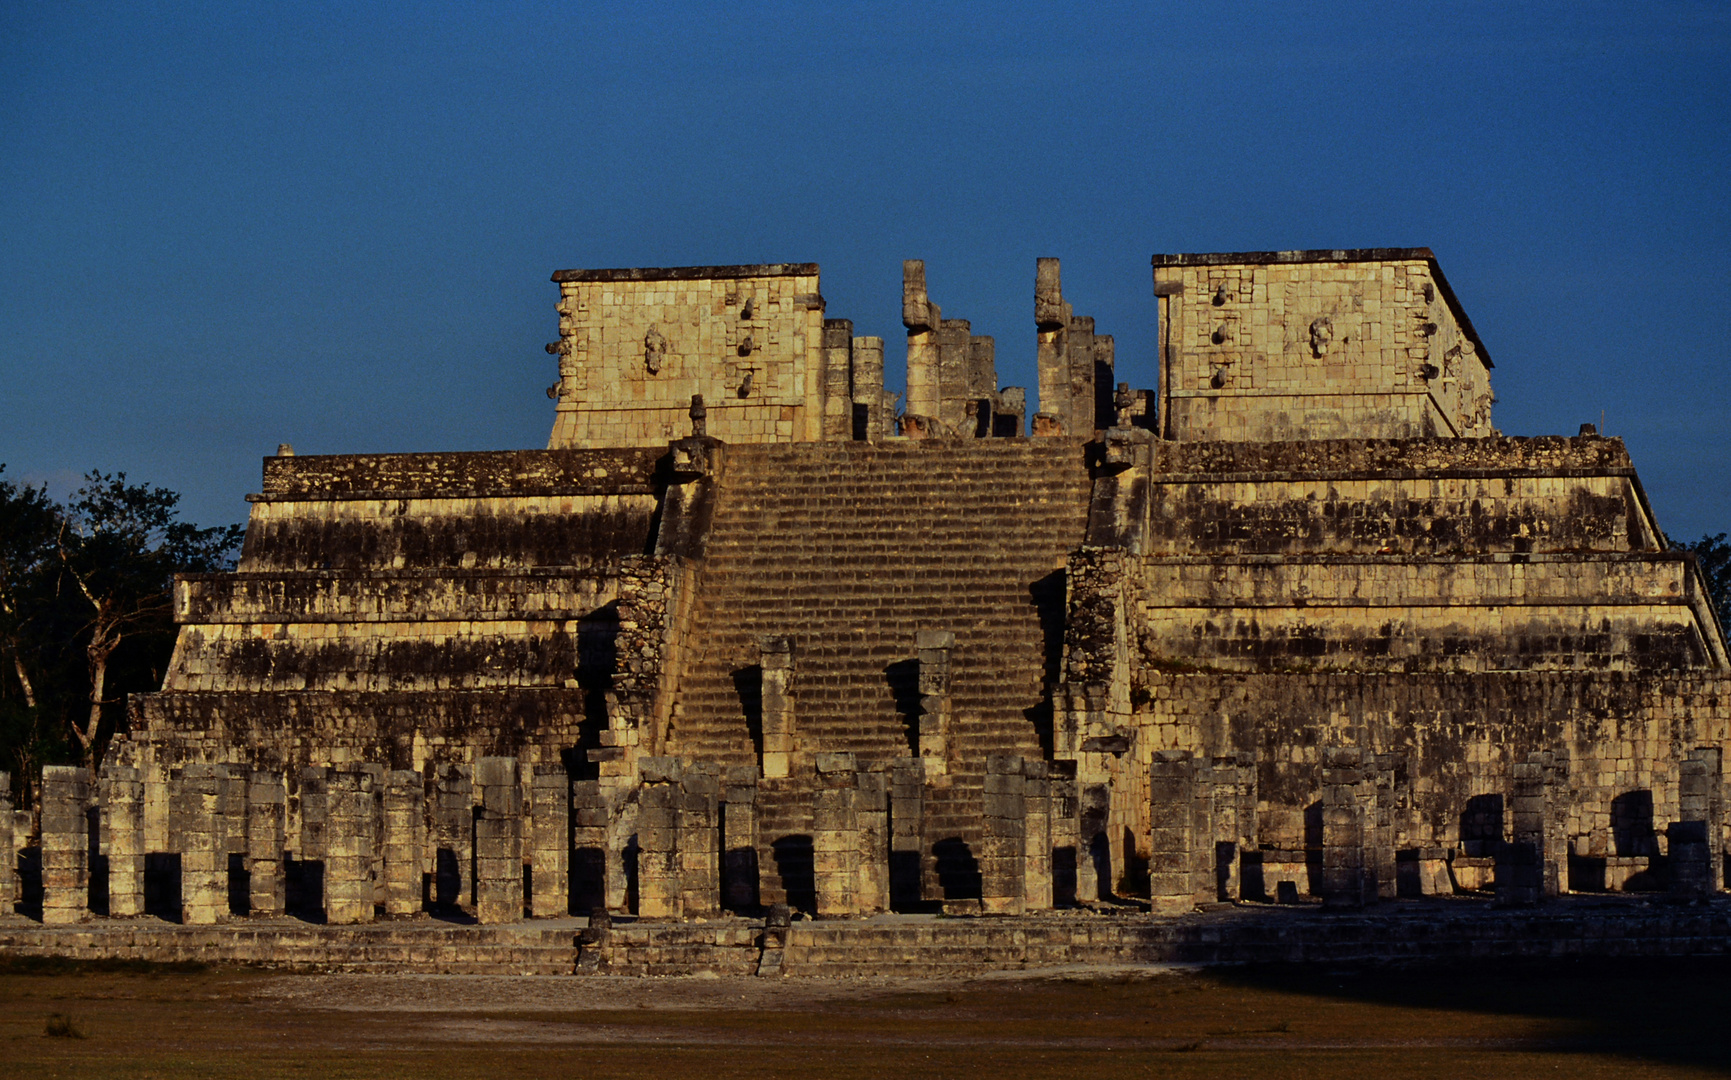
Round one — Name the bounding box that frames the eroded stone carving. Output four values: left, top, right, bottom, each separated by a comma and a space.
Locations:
1309, 316, 1334, 358
644, 326, 667, 375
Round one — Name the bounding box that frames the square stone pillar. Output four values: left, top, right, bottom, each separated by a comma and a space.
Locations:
530, 764, 569, 918
678, 762, 721, 918
821, 319, 854, 441
936, 318, 973, 433
1034, 257, 1071, 436
433, 763, 473, 913
903, 260, 940, 424
0, 771, 14, 913
636, 757, 682, 919
722, 766, 759, 911
850, 336, 885, 442
1497, 757, 1548, 907
173, 765, 225, 925
855, 769, 889, 914
888, 758, 924, 911
1076, 778, 1112, 904
1671, 746, 1721, 899
41, 765, 91, 925
1319, 748, 1373, 910
324, 768, 376, 925
915, 630, 954, 777
1022, 760, 1053, 910
571, 778, 610, 913
1148, 751, 1198, 915
759, 637, 796, 779
219, 765, 248, 907
102, 765, 145, 917
813, 753, 860, 918
246, 771, 286, 917
382, 770, 424, 917
474, 757, 523, 924
1371, 754, 1400, 900
982, 755, 1027, 915
1049, 760, 1080, 906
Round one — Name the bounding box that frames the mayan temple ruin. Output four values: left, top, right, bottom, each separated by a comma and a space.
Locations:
4, 247, 1728, 973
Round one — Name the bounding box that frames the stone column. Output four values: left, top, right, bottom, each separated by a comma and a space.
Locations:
381, 770, 424, 917
0, 772, 13, 914
981, 755, 1027, 915
888, 758, 924, 911
474, 757, 523, 925
246, 770, 286, 917
936, 318, 972, 434
822, 319, 854, 441
916, 630, 953, 777
813, 753, 859, 917
636, 757, 682, 919
1049, 760, 1080, 906
1671, 746, 1721, 899
903, 260, 940, 428
219, 765, 248, 911
722, 766, 759, 911
324, 768, 376, 925
678, 762, 721, 918
41, 765, 91, 925
1371, 754, 1400, 900
433, 763, 473, 913
1034, 257, 1070, 435
529, 764, 569, 918
570, 779, 610, 914
966, 334, 997, 438
102, 764, 145, 918
1076, 779, 1112, 904
173, 764, 225, 925
759, 637, 796, 779
1319, 748, 1372, 910
1022, 760, 1053, 910
1496, 757, 1547, 907
1148, 751, 1198, 915
850, 336, 885, 442
856, 769, 889, 914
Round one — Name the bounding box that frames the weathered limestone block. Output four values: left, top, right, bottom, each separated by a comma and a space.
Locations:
677, 761, 720, 918
855, 769, 889, 914
530, 764, 569, 918
636, 756, 682, 919
813, 753, 859, 918
172, 765, 225, 925
1148, 751, 1198, 915
1497, 758, 1548, 907
916, 630, 953, 776
433, 763, 473, 912
722, 766, 759, 911
474, 757, 523, 925
1023, 760, 1053, 910
102, 764, 146, 918
1319, 748, 1374, 910
325, 767, 377, 925
246, 770, 286, 917
382, 770, 424, 917
0, 771, 13, 913
759, 637, 795, 779
888, 758, 924, 911
41, 765, 91, 925
981, 755, 1026, 915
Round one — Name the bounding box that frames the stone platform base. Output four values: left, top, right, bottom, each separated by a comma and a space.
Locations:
5, 897, 1731, 978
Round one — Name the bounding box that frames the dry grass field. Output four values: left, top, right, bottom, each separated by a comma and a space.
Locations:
3, 956, 1729, 1078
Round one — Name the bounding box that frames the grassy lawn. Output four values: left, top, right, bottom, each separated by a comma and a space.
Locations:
2, 956, 1728, 1078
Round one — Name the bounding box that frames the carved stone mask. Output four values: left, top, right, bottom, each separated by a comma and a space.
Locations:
644, 326, 667, 375
1309, 316, 1333, 358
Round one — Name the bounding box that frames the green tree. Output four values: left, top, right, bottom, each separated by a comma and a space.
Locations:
0, 466, 64, 796
1675, 532, 1730, 638
54, 472, 244, 773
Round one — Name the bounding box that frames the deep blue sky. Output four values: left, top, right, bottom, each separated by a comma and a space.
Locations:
3, 2, 1727, 538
